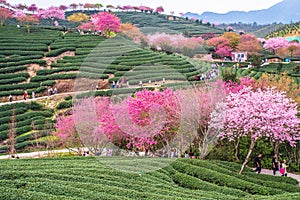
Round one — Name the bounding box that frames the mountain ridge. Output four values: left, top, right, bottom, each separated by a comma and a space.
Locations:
185, 0, 300, 24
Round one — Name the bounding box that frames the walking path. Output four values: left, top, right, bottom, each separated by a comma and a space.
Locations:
0, 85, 161, 106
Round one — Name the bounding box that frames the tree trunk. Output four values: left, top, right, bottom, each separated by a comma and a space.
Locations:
234, 138, 240, 161
239, 139, 256, 174
274, 141, 279, 156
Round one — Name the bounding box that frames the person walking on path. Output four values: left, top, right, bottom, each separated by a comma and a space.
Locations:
23, 91, 27, 101
32, 91, 35, 99
9, 94, 12, 102
280, 160, 288, 177
272, 154, 279, 175
254, 154, 262, 174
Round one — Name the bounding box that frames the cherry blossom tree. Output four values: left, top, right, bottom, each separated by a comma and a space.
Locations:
55, 97, 110, 155
215, 44, 233, 58
0, 7, 13, 27
55, 89, 181, 156
206, 36, 229, 48
15, 11, 40, 33
27, 4, 38, 13
101, 89, 180, 156
120, 23, 146, 44
263, 37, 289, 54
220, 87, 300, 174
59, 5, 68, 11
38, 6, 65, 22
69, 3, 78, 10
175, 82, 226, 158
237, 34, 262, 55
83, 3, 94, 10
121, 5, 133, 11
80, 12, 121, 37
147, 33, 202, 56
155, 6, 164, 13
15, 3, 27, 10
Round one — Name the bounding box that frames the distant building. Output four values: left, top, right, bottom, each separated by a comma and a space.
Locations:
231, 52, 247, 62
264, 56, 283, 63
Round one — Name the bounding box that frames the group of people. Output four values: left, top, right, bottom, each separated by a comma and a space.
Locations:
254, 154, 288, 176
47, 87, 57, 96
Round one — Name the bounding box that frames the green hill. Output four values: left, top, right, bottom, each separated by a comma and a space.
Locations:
0, 157, 299, 199
115, 11, 224, 36
266, 21, 300, 38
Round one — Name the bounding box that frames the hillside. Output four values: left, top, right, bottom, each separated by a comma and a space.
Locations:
0, 25, 212, 102
266, 21, 300, 38
0, 25, 214, 153
0, 157, 299, 199
185, 0, 300, 24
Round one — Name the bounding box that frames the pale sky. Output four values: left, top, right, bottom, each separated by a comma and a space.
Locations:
7, 0, 283, 15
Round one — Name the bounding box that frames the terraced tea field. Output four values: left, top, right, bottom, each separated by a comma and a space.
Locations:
0, 157, 299, 199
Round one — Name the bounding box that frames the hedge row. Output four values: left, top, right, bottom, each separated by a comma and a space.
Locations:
0, 45, 48, 51
184, 159, 300, 193
0, 77, 27, 85
0, 55, 43, 63
36, 67, 80, 76
0, 111, 53, 125
171, 160, 282, 195
0, 102, 40, 112
30, 74, 78, 82
45, 47, 76, 57
0, 72, 29, 80
0, 83, 40, 92
0, 50, 44, 56
0, 59, 46, 67
0, 66, 27, 74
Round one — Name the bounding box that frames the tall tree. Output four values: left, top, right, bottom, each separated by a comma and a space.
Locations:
15, 11, 40, 33
80, 12, 121, 37
69, 3, 78, 11
175, 82, 226, 158
0, 7, 13, 27
27, 4, 38, 13
236, 34, 262, 55
263, 37, 289, 54
221, 87, 300, 174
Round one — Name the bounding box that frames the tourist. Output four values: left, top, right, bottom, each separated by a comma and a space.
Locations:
254, 154, 262, 174
47, 87, 51, 97
139, 81, 143, 87
9, 94, 12, 102
32, 91, 35, 99
272, 154, 279, 175
184, 150, 189, 158
189, 149, 195, 159
280, 160, 288, 177
54, 87, 57, 94
23, 91, 27, 100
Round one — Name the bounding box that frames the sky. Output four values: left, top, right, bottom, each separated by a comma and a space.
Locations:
7, 0, 283, 15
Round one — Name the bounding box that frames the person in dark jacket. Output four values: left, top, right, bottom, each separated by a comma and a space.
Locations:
254, 154, 262, 174
272, 154, 279, 175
